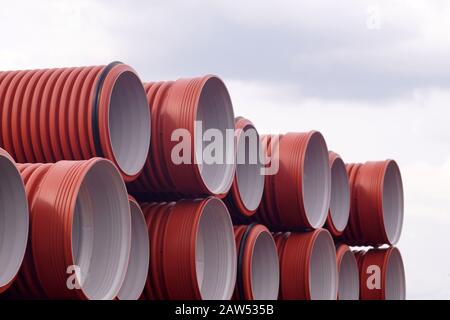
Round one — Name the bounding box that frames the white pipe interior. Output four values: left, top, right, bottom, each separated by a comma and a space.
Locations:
195, 198, 236, 300
0, 156, 29, 288
72, 160, 131, 300
338, 250, 359, 300
117, 200, 149, 300
236, 125, 265, 211
329, 157, 350, 232
195, 77, 235, 195
382, 161, 404, 245
250, 231, 280, 300
309, 231, 338, 300
302, 132, 331, 228
109, 70, 151, 176
385, 248, 406, 300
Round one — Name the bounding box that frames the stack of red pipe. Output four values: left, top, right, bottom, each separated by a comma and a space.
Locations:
0, 62, 406, 300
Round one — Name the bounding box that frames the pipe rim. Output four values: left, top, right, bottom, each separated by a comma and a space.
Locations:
385, 247, 406, 300
337, 248, 359, 300
329, 155, 350, 232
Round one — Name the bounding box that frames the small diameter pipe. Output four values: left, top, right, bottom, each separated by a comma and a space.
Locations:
233, 224, 279, 300
255, 132, 331, 230
225, 117, 264, 220
336, 244, 359, 300
117, 196, 150, 300
344, 160, 404, 246
141, 197, 236, 300
128, 76, 236, 199
0, 62, 151, 181
355, 247, 406, 300
0, 148, 29, 294
325, 152, 350, 237
275, 229, 338, 300
7, 158, 131, 299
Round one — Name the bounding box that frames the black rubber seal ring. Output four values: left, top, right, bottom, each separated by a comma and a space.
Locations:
237, 223, 258, 300
92, 61, 123, 157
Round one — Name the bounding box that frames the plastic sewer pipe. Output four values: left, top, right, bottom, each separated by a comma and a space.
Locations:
0, 63, 151, 182
354, 247, 406, 300
117, 196, 150, 300
255, 132, 331, 230
128, 76, 236, 200
233, 224, 279, 300
325, 152, 350, 237
140, 197, 236, 300
225, 117, 265, 220
6, 158, 131, 300
344, 160, 404, 246
336, 244, 359, 300
0, 148, 29, 294
274, 229, 338, 300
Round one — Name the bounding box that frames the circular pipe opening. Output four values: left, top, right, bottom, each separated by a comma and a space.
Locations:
195, 198, 236, 300
236, 125, 264, 212
302, 132, 331, 228
329, 157, 350, 232
0, 155, 29, 289
338, 250, 359, 300
117, 199, 150, 300
108, 70, 150, 177
385, 248, 406, 300
71, 160, 131, 300
250, 231, 279, 300
195, 77, 235, 195
309, 231, 338, 300
382, 161, 404, 244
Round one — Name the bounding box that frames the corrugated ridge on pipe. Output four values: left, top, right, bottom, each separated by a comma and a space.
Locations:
254, 132, 331, 230
0, 62, 151, 182
274, 229, 338, 300
6, 158, 131, 300
335, 244, 359, 300
0, 148, 29, 294
343, 160, 404, 246
233, 224, 279, 300
128, 76, 235, 199
325, 152, 350, 237
141, 197, 236, 300
354, 247, 406, 300
117, 196, 150, 300
225, 117, 264, 220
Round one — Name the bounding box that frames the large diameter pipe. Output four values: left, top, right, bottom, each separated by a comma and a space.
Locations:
275, 229, 338, 300
344, 160, 404, 246
128, 76, 236, 199
0, 62, 151, 182
225, 117, 264, 220
336, 244, 359, 300
0, 148, 29, 294
6, 158, 131, 299
255, 132, 331, 230
355, 247, 406, 300
141, 197, 236, 300
233, 224, 279, 300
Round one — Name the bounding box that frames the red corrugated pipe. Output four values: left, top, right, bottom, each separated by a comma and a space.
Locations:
0, 148, 29, 294
0, 62, 150, 182
117, 196, 150, 300
274, 229, 338, 300
255, 132, 331, 230
233, 224, 279, 300
325, 152, 350, 237
355, 247, 405, 300
225, 117, 264, 221
128, 76, 235, 200
343, 160, 404, 246
141, 197, 236, 300
336, 244, 359, 300
5, 158, 131, 300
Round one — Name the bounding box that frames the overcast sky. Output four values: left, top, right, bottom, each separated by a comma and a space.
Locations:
1, 0, 449, 299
